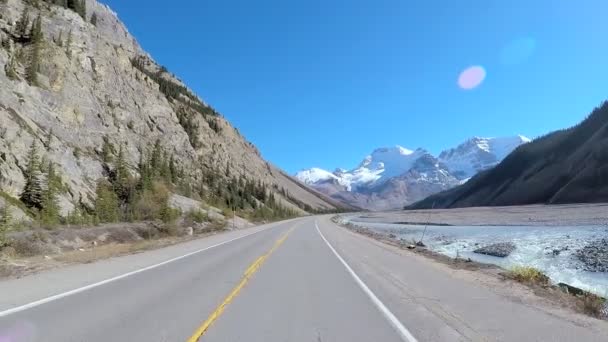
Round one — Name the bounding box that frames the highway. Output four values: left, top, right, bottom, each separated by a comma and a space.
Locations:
0, 216, 607, 341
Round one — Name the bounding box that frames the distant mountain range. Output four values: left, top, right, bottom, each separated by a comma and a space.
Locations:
410, 102, 608, 209
296, 135, 530, 210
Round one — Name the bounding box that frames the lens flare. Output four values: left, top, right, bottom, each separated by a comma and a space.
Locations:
458, 66, 486, 90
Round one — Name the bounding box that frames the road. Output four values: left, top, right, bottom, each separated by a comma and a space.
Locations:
0, 216, 607, 341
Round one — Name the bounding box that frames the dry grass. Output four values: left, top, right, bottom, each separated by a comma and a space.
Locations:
578, 294, 606, 318
507, 266, 550, 285
53, 241, 158, 264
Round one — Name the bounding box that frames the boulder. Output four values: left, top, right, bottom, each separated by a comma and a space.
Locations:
474, 242, 516, 258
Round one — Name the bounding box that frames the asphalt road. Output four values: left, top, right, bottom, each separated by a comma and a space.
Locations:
1, 216, 607, 341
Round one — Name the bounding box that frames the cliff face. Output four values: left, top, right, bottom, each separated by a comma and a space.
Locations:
0, 0, 339, 216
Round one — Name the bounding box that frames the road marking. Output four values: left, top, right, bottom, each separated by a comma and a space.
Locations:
187, 227, 295, 342
0, 221, 291, 318
315, 221, 418, 342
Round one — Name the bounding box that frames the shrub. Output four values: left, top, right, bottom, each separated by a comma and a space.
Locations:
186, 209, 207, 224
132, 181, 178, 223
508, 266, 549, 285
579, 295, 605, 318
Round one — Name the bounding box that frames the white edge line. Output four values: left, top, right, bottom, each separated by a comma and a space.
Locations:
0, 222, 283, 318
315, 221, 418, 342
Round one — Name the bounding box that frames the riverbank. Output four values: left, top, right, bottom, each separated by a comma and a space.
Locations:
334, 213, 608, 320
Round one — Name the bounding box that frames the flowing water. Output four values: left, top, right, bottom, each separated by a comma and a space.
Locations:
343, 216, 608, 297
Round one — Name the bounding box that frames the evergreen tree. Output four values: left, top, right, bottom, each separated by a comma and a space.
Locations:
169, 155, 177, 183
101, 136, 114, 163
94, 180, 119, 223
26, 15, 43, 86
78, 0, 86, 19
150, 139, 162, 173
4, 55, 18, 80
137, 151, 152, 191
15, 7, 30, 39
90, 12, 97, 26
44, 129, 53, 150
160, 150, 171, 182
20, 141, 44, 210
65, 29, 72, 58
40, 162, 60, 226
0, 205, 11, 246
30, 14, 43, 43
111, 144, 133, 205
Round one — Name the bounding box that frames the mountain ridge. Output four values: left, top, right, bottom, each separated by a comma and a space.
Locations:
296, 135, 529, 210
409, 102, 608, 209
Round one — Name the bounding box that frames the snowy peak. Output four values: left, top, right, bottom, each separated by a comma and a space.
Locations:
294, 168, 338, 185
294, 135, 529, 210
439, 135, 530, 179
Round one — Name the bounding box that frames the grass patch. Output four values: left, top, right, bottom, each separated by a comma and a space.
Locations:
0, 191, 33, 218
579, 294, 606, 318
507, 266, 550, 285
188, 209, 208, 223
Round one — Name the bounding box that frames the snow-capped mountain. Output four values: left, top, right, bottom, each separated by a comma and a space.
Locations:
296, 135, 529, 210
439, 135, 531, 180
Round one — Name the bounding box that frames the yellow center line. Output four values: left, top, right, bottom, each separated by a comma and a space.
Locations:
187, 227, 295, 342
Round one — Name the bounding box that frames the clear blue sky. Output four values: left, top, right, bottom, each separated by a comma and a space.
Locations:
102, 0, 608, 173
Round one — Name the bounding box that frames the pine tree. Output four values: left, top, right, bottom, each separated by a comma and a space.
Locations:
95, 180, 119, 223
160, 151, 171, 183
40, 162, 60, 226
169, 155, 177, 183
4, 55, 18, 80
44, 129, 53, 150
26, 15, 43, 86
150, 139, 162, 174
0, 205, 11, 246
112, 145, 133, 204
15, 7, 30, 39
20, 141, 44, 210
30, 14, 43, 43
78, 0, 86, 19
90, 12, 97, 26
65, 29, 72, 58
101, 136, 114, 163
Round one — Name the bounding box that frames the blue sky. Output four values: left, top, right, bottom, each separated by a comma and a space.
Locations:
102, 0, 608, 173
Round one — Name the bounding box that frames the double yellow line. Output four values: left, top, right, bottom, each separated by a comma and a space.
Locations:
187, 227, 294, 342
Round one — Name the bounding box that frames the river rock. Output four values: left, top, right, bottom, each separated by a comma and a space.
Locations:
575, 239, 608, 272
474, 242, 516, 257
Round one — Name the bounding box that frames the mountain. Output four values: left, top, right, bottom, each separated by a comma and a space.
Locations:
410, 102, 608, 209
439, 135, 531, 180
296, 136, 529, 210
0, 0, 341, 220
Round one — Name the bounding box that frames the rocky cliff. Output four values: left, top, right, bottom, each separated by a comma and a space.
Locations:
0, 0, 340, 218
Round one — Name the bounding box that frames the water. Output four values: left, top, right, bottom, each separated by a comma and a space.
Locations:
343, 216, 608, 297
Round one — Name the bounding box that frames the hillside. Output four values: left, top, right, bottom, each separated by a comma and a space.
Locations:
410, 101, 608, 209
0, 0, 340, 223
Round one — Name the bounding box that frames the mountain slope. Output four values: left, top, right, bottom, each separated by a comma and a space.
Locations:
297, 137, 528, 210
439, 135, 531, 180
410, 102, 608, 209
0, 0, 339, 217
